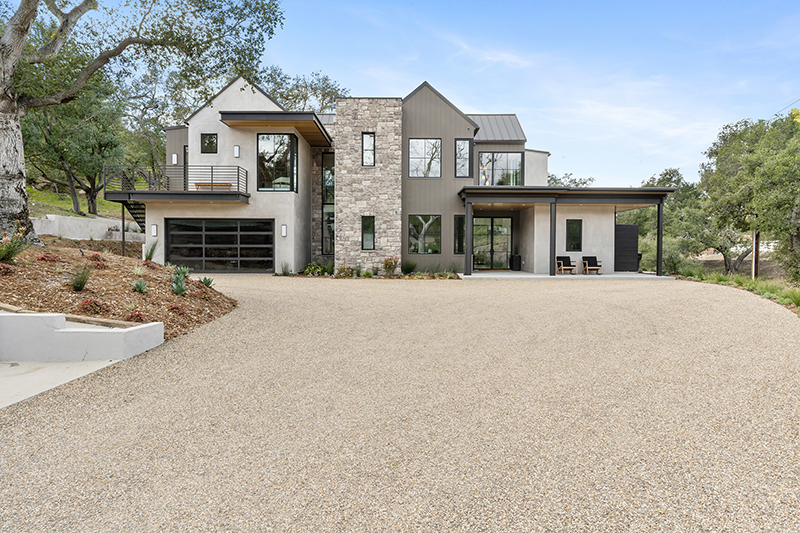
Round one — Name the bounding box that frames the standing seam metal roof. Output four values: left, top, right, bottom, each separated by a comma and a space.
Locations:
468, 114, 526, 143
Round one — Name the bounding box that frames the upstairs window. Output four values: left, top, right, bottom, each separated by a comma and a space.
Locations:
455, 139, 471, 178
362, 133, 375, 166
257, 133, 298, 191
409, 139, 442, 178
479, 152, 522, 186
566, 219, 582, 251
201, 133, 218, 154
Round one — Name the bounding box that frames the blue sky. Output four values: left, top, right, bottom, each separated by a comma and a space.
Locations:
262, 0, 800, 187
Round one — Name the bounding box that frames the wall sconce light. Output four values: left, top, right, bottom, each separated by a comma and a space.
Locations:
171, 153, 178, 165
151, 224, 158, 237
281, 224, 287, 237
233, 145, 240, 158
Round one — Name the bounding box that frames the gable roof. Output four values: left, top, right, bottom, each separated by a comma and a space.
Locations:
468, 114, 526, 143
404, 81, 480, 132
184, 76, 286, 123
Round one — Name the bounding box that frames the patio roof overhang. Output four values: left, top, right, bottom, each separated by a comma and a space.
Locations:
458, 185, 675, 212
219, 111, 332, 147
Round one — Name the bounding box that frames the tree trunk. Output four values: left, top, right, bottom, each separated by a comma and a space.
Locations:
724, 246, 752, 275
61, 161, 86, 216
0, 97, 40, 244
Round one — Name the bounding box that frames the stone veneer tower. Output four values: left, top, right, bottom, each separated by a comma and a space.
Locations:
333, 98, 403, 272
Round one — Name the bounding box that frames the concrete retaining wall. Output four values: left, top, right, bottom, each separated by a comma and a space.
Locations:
0, 313, 164, 362
32, 214, 144, 242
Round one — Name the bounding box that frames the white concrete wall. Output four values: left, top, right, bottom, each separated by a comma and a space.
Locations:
32, 215, 143, 241
0, 313, 163, 362
518, 207, 536, 272
524, 150, 549, 186
532, 204, 616, 274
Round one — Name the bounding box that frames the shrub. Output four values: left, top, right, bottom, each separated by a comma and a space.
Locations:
362, 269, 373, 278
142, 260, 159, 269
781, 288, 800, 307
303, 263, 326, 276
124, 312, 145, 322
133, 266, 146, 277
681, 264, 706, 280
708, 272, 729, 284
384, 256, 400, 276
200, 277, 214, 287
77, 299, 110, 315
174, 266, 191, 279
92, 261, 108, 270
0, 263, 15, 276
171, 276, 188, 296
131, 280, 148, 294
192, 288, 210, 299
337, 265, 355, 278
38, 253, 60, 262
663, 252, 686, 274
144, 239, 159, 261
372, 265, 379, 276
355, 263, 363, 277
447, 262, 459, 274
280, 262, 291, 275
0, 221, 29, 264
324, 262, 334, 276
168, 304, 186, 315
401, 260, 416, 275
71, 265, 92, 291
731, 274, 749, 287
754, 279, 784, 299
89, 253, 105, 262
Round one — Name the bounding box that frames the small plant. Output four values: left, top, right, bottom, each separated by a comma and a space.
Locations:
363, 269, 373, 278
0, 263, 14, 276
144, 239, 159, 261
200, 277, 214, 287
38, 253, 60, 262
70, 265, 92, 291
174, 266, 191, 279
125, 301, 136, 312
142, 260, 159, 270
89, 253, 105, 262
337, 265, 355, 278
92, 261, 108, 270
303, 263, 326, 276
133, 266, 146, 276
131, 280, 148, 294
172, 276, 188, 296
77, 299, 110, 315
355, 263, 363, 277
168, 303, 186, 315
708, 272, 729, 284
164, 262, 177, 271
372, 265, 379, 276
447, 262, 459, 274
384, 256, 400, 276
192, 288, 210, 300
781, 288, 800, 307
731, 274, 748, 287
280, 262, 291, 275
0, 221, 29, 264
124, 312, 145, 322
55, 266, 64, 274
324, 262, 335, 276
401, 260, 416, 275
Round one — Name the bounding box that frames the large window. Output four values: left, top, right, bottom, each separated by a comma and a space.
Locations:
455, 139, 471, 178
322, 152, 335, 255
409, 139, 442, 178
479, 152, 522, 186
409, 215, 441, 254
362, 216, 375, 250
201, 133, 217, 154
454, 215, 465, 254
257, 133, 298, 191
566, 219, 582, 251
362, 133, 375, 166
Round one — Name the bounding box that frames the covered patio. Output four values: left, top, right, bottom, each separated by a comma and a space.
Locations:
459, 186, 674, 276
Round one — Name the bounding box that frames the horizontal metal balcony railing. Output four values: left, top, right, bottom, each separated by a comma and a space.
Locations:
104, 165, 248, 194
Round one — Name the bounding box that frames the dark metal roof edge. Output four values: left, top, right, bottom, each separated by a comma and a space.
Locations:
403, 81, 480, 133
458, 186, 676, 199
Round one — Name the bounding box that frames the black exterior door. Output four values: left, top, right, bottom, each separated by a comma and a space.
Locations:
614, 224, 639, 271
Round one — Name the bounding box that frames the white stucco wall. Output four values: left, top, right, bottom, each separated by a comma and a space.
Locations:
524, 150, 549, 186
532, 204, 616, 274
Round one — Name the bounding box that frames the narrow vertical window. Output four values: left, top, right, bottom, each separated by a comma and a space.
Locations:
454, 215, 465, 254
566, 219, 582, 251
201, 133, 218, 154
362, 216, 375, 250
362, 133, 375, 166
322, 152, 335, 255
455, 139, 471, 178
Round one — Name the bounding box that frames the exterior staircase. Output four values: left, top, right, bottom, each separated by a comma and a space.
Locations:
123, 201, 146, 232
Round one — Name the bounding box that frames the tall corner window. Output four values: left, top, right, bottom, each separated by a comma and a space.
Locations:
454, 215, 465, 254
455, 139, 471, 178
322, 152, 335, 255
362, 216, 375, 250
201, 133, 218, 154
409, 139, 442, 178
257, 133, 298, 191
409, 215, 441, 254
362, 133, 375, 166
566, 219, 582, 251
479, 152, 522, 186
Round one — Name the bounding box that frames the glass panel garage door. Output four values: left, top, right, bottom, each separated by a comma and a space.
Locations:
166, 219, 274, 272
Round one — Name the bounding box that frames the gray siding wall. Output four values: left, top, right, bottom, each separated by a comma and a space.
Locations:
402, 85, 477, 272
165, 127, 188, 169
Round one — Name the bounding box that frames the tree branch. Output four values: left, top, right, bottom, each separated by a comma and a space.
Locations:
26, 0, 98, 63
0, 0, 40, 90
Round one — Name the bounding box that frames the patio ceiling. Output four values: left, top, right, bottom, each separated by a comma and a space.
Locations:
219, 111, 332, 147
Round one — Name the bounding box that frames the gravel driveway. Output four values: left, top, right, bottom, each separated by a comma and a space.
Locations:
1, 277, 799, 531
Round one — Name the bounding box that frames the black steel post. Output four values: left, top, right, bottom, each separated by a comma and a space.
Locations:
656, 200, 664, 276
549, 202, 557, 276
465, 201, 473, 276
121, 203, 126, 258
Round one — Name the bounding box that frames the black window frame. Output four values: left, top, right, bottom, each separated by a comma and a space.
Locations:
256, 133, 298, 193
321, 152, 335, 256
566, 219, 582, 252
454, 215, 465, 254
408, 214, 442, 255
362, 132, 375, 167
455, 139, 472, 179
361, 216, 375, 250
200, 133, 218, 154
408, 138, 442, 178
478, 151, 524, 186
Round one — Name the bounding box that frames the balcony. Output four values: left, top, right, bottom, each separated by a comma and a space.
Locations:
103, 165, 250, 204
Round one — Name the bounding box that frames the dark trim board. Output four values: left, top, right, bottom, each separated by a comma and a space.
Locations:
105, 191, 250, 203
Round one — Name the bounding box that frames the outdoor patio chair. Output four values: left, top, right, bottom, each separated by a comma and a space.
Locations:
556, 256, 577, 275
582, 256, 603, 275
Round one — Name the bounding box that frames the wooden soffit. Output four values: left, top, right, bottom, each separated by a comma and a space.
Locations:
219, 111, 332, 147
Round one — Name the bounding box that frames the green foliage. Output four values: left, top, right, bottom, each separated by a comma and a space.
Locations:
372, 265, 379, 276
200, 277, 214, 287
280, 262, 291, 275
171, 277, 188, 296
355, 264, 363, 277
131, 280, 148, 294
144, 239, 159, 261
0, 221, 31, 263
547, 173, 595, 187
384, 256, 400, 276
261, 66, 350, 112
708, 272, 729, 283
362, 269, 373, 278
324, 262, 334, 276
337, 265, 355, 278
731, 274, 749, 287
303, 263, 326, 276
401, 260, 417, 275
781, 288, 800, 307
174, 266, 191, 279
680, 264, 707, 280
70, 265, 92, 291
